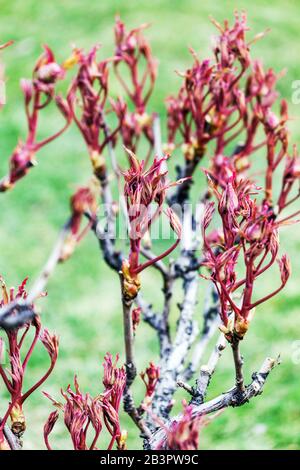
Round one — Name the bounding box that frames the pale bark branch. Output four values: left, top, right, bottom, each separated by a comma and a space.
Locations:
0, 219, 72, 329
231, 335, 245, 392
27, 219, 72, 303
153, 114, 163, 159
190, 333, 226, 405
0, 420, 22, 450
183, 283, 220, 381
149, 356, 279, 449
147, 206, 200, 426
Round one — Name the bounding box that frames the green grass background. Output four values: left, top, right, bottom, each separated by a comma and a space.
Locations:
1, 0, 300, 450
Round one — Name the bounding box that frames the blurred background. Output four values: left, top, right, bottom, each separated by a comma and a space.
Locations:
0, 0, 300, 450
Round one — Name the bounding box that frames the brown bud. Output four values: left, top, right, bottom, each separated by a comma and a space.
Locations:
10, 403, 26, 436
121, 260, 141, 301
89, 150, 106, 179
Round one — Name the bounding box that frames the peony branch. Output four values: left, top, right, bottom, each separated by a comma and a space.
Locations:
147, 206, 200, 425
0, 219, 72, 329
231, 335, 245, 392
183, 283, 220, 381
2, 422, 22, 450
149, 356, 279, 449
190, 333, 227, 405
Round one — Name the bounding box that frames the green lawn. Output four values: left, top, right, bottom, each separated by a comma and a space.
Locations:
0, 0, 300, 450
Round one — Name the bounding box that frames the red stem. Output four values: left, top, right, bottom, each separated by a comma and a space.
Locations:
0, 365, 13, 393
22, 323, 41, 371
44, 433, 52, 450
249, 281, 286, 309
134, 238, 180, 274
89, 427, 101, 451
21, 359, 55, 404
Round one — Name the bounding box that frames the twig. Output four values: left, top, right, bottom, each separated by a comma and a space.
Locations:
147, 245, 200, 424
136, 291, 172, 359
92, 214, 123, 272
119, 272, 151, 441
168, 148, 204, 208
135, 294, 161, 330
139, 242, 175, 355
0, 306, 36, 330
0, 219, 72, 329
0, 421, 22, 450
147, 268, 199, 422
119, 274, 137, 390
161, 271, 174, 347
103, 118, 130, 232
231, 335, 245, 392
190, 333, 226, 405
183, 283, 220, 381
122, 388, 152, 440
90, 178, 123, 272
4, 426, 22, 450
153, 114, 163, 159
27, 219, 72, 303
176, 380, 194, 395
202, 283, 220, 335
